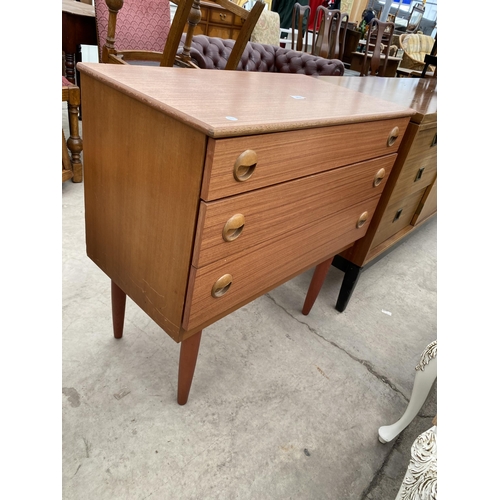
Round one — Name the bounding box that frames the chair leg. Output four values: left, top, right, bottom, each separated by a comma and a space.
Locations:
111, 280, 126, 339
378, 341, 437, 443
67, 88, 83, 183
177, 331, 202, 405
302, 256, 334, 315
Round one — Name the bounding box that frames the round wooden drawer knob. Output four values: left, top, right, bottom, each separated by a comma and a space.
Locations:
356, 211, 369, 229
211, 274, 233, 298
234, 150, 257, 182
373, 168, 386, 187
387, 127, 399, 147
222, 214, 245, 242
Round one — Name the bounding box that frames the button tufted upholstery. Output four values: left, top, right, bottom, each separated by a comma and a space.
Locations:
185, 35, 344, 76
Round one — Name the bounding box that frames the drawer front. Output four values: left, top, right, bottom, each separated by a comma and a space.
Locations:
207, 25, 233, 38
192, 155, 396, 268
209, 9, 235, 26
372, 188, 426, 248
183, 198, 381, 332
201, 117, 409, 201
193, 24, 206, 36
391, 123, 437, 200
412, 176, 437, 226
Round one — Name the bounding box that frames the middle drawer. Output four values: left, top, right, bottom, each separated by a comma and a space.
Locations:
192, 155, 397, 268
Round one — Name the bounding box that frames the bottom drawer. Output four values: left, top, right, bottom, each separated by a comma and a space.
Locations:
372, 188, 426, 248
183, 197, 380, 332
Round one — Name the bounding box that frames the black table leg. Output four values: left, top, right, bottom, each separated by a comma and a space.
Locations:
333, 255, 362, 312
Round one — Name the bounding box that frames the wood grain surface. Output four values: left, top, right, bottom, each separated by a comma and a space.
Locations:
77, 63, 415, 138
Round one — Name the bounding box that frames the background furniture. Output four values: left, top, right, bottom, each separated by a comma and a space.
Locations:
272, 0, 308, 31
398, 33, 436, 73
303, 76, 437, 314
94, 0, 172, 63
379, 341, 437, 444
341, 27, 361, 65
379, 341, 437, 500
420, 36, 437, 78
96, 0, 264, 70
62, 0, 97, 84
288, 3, 311, 51
396, 424, 437, 499
250, 9, 281, 46
344, 18, 395, 76
177, 0, 264, 69
184, 34, 345, 74
78, 63, 413, 404
394, 2, 425, 35
193, 0, 248, 39
62, 77, 83, 183
311, 7, 349, 60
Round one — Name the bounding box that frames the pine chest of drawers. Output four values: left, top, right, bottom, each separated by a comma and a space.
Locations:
78, 64, 414, 403
315, 76, 437, 313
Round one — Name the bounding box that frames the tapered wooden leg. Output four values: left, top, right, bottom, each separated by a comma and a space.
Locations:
111, 281, 126, 339
177, 331, 202, 405
302, 257, 334, 315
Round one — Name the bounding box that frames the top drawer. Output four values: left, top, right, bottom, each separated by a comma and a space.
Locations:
200, 117, 409, 201
209, 8, 235, 26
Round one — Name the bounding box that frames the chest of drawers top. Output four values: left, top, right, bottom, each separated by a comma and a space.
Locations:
319, 76, 437, 125
78, 64, 415, 137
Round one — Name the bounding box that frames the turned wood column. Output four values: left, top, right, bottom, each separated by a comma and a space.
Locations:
102, 0, 124, 62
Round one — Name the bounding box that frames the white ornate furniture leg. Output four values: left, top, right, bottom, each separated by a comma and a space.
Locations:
395, 425, 437, 500
378, 341, 437, 444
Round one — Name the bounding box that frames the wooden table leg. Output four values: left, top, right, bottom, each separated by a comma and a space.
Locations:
111, 281, 126, 339
302, 256, 334, 315
177, 331, 202, 405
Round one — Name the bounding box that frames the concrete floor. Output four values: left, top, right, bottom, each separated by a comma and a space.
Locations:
62, 105, 437, 500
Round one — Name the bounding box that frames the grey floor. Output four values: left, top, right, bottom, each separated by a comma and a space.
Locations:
62, 104, 437, 500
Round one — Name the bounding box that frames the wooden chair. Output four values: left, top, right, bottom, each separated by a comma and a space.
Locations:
311, 7, 348, 60
420, 36, 437, 78
289, 3, 311, 52
96, 0, 265, 71
176, 0, 265, 70
62, 77, 83, 183
345, 18, 395, 77
94, 0, 173, 63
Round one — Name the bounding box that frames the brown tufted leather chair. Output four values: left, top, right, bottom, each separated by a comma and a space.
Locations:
185, 34, 345, 76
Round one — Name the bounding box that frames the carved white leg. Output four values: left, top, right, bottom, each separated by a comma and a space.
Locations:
379, 341, 437, 444
395, 425, 437, 500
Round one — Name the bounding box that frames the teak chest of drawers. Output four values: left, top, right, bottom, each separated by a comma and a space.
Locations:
307, 76, 437, 313
78, 64, 414, 404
